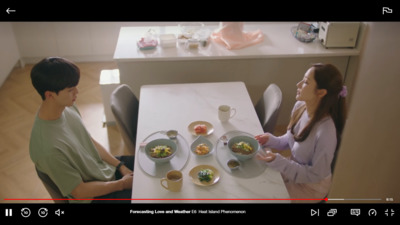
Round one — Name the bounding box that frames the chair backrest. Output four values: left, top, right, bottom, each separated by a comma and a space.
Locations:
110, 84, 139, 155
255, 83, 283, 133
35, 167, 69, 203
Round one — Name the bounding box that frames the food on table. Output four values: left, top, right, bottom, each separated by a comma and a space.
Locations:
227, 159, 240, 169
166, 130, 178, 139
198, 168, 214, 182
149, 145, 173, 158
231, 141, 254, 155
194, 143, 210, 155
194, 124, 208, 134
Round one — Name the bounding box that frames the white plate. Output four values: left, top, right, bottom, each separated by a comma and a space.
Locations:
189, 165, 220, 186
188, 121, 214, 136
215, 130, 267, 178
190, 135, 214, 157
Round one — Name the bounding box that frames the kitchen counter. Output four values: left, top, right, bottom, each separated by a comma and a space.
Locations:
114, 22, 361, 61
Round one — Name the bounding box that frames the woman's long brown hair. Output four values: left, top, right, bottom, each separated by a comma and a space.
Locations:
288, 63, 347, 143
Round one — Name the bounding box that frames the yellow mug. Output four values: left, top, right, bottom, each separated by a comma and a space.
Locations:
160, 170, 182, 192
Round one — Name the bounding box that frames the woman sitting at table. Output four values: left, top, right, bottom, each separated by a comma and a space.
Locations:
255, 63, 347, 202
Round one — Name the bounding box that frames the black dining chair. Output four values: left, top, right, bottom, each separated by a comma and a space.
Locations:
35, 167, 69, 203
254, 83, 283, 133
110, 84, 139, 155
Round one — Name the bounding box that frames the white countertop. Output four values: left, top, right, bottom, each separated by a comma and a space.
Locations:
114, 22, 361, 62
131, 82, 290, 203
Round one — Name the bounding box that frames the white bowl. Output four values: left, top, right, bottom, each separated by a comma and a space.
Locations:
190, 135, 213, 157
145, 138, 177, 163
228, 136, 259, 161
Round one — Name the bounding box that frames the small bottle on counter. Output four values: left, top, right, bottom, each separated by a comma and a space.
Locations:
186, 39, 200, 50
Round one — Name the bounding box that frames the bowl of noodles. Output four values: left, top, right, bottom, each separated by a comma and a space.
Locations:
228, 136, 259, 161
145, 138, 177, 163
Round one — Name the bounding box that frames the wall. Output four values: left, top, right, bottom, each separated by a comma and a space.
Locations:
0, 22, 21, 87
328, 22, 400, 203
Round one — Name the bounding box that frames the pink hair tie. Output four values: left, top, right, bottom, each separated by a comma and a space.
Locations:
339, 86, 347, 98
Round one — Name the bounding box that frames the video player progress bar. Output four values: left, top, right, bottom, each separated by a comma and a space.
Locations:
328, 198, 382, 201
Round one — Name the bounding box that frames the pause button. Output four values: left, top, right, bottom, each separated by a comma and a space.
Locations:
5, 209, 12, 217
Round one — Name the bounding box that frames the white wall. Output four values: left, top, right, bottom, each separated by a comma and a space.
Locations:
0, 22, 21, 87
13, 22, 121, 63
329, 22, 400, 202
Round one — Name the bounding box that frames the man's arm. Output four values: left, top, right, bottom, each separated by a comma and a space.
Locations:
91, 138, 133, 176
70, 173, 132, 199
69, 138, 134, 199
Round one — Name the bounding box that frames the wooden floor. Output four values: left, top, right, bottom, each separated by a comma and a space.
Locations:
0, 61, 129, 203
0, 61, 289, 203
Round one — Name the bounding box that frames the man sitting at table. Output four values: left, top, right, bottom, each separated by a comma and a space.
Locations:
29, 57, 134, 203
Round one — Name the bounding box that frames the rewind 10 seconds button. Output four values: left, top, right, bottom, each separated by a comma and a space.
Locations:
21, 208, 31, 218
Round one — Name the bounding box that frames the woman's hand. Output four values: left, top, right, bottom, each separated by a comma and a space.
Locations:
256, 149, 277, 163
255, 133, 270, 146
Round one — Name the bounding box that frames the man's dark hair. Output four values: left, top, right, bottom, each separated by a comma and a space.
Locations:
31, 57, 80, 100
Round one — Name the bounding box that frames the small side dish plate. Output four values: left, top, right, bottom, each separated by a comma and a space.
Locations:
188, 121, 214, 136
190, 135, 214, 157
189, 165, 220, 186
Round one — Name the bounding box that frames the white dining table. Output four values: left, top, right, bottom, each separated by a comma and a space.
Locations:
131, 81, 290, 203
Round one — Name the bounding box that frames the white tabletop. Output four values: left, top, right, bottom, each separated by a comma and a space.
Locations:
114, 22, 361, 62
131, 82, 290, 203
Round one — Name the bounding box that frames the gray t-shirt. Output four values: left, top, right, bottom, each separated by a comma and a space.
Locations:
30, 105, 115, 203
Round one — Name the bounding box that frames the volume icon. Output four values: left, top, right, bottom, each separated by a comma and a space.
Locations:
5, 209, 12, 217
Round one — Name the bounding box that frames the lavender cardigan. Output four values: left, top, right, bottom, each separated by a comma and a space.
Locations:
264, 101, 337, 184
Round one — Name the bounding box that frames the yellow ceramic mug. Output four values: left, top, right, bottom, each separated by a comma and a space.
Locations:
160, 170, 183, 192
